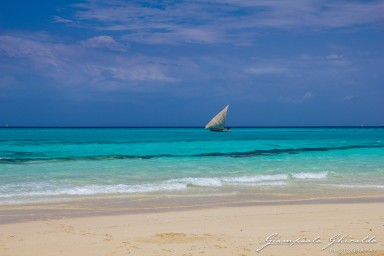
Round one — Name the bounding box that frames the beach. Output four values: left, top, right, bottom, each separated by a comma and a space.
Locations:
1, 128, 383, 255
1, 200, 383, 256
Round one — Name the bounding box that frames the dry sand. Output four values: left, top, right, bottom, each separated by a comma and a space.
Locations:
1, 202, 383, 256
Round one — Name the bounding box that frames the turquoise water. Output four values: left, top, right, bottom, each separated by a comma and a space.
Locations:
0, 128, 383, 205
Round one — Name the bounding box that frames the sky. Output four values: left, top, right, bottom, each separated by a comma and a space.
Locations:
0, 0, 383, 127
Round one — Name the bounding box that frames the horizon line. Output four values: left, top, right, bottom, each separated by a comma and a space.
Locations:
1, 126, 384, 129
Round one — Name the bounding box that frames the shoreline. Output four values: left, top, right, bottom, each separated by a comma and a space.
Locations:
1, 194, 384, 224
1, 199, 383, 256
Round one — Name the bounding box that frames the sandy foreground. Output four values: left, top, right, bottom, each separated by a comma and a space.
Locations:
1, 202, 384, 256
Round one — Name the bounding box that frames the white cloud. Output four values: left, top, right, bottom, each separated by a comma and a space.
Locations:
278, 91, 313, 104
326, 54, 343, 60
245, 66, 287, 75
121, 27, 221, 45
52, 16, 73, 23
325, 54, 351, 67
302, 91, 313, 100
80, 36, 128, 51
298, 53, 353, 71
0, 35, 64, 68
343, 95, 354, 101
58, 0, 384, 45
0, 35, 178, 93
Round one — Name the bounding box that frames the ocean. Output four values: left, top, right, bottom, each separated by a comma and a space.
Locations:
1, 127, 383, 207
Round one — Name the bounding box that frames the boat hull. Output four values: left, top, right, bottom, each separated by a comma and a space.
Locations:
209, 128, 231, 132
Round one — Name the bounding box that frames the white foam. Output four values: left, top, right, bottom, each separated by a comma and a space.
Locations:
291, 171, 328, 180
168, 174, 289, 187
0, 172, 334, 205
222, 174, 289, 183
0, 174, 291, 203
169, 177, 222, 187
229, 181, 287, 186
60, 183, 187, 195
333, 184, 384, 189
0, 182, 187, 201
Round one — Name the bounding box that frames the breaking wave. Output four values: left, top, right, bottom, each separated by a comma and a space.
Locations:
0, 172, 331, 204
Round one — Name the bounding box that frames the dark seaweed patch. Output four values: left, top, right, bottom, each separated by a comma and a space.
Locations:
1, 143, 382, 164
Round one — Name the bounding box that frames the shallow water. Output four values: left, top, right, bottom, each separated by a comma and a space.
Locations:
1, 127, 383, 205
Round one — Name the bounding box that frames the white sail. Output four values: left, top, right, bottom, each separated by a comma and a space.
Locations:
205, 105, 229, 131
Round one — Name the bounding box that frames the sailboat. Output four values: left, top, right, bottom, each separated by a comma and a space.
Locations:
205, 105, 231, 132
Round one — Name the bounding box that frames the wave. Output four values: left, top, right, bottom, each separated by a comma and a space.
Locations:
0, 172, 325, 203
169, 177, 223, 187
1, 143, 383, 163
332, 184, 384, 189
169, 174, 290, 187
291, 171, 328, 179
0, 182, 187, 199
222, 174, 289, 183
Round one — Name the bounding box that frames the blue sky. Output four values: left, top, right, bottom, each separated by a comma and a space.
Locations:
1, 0, 383, 126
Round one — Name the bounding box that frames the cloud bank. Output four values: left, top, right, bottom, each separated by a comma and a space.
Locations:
55, 0, 384, 45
